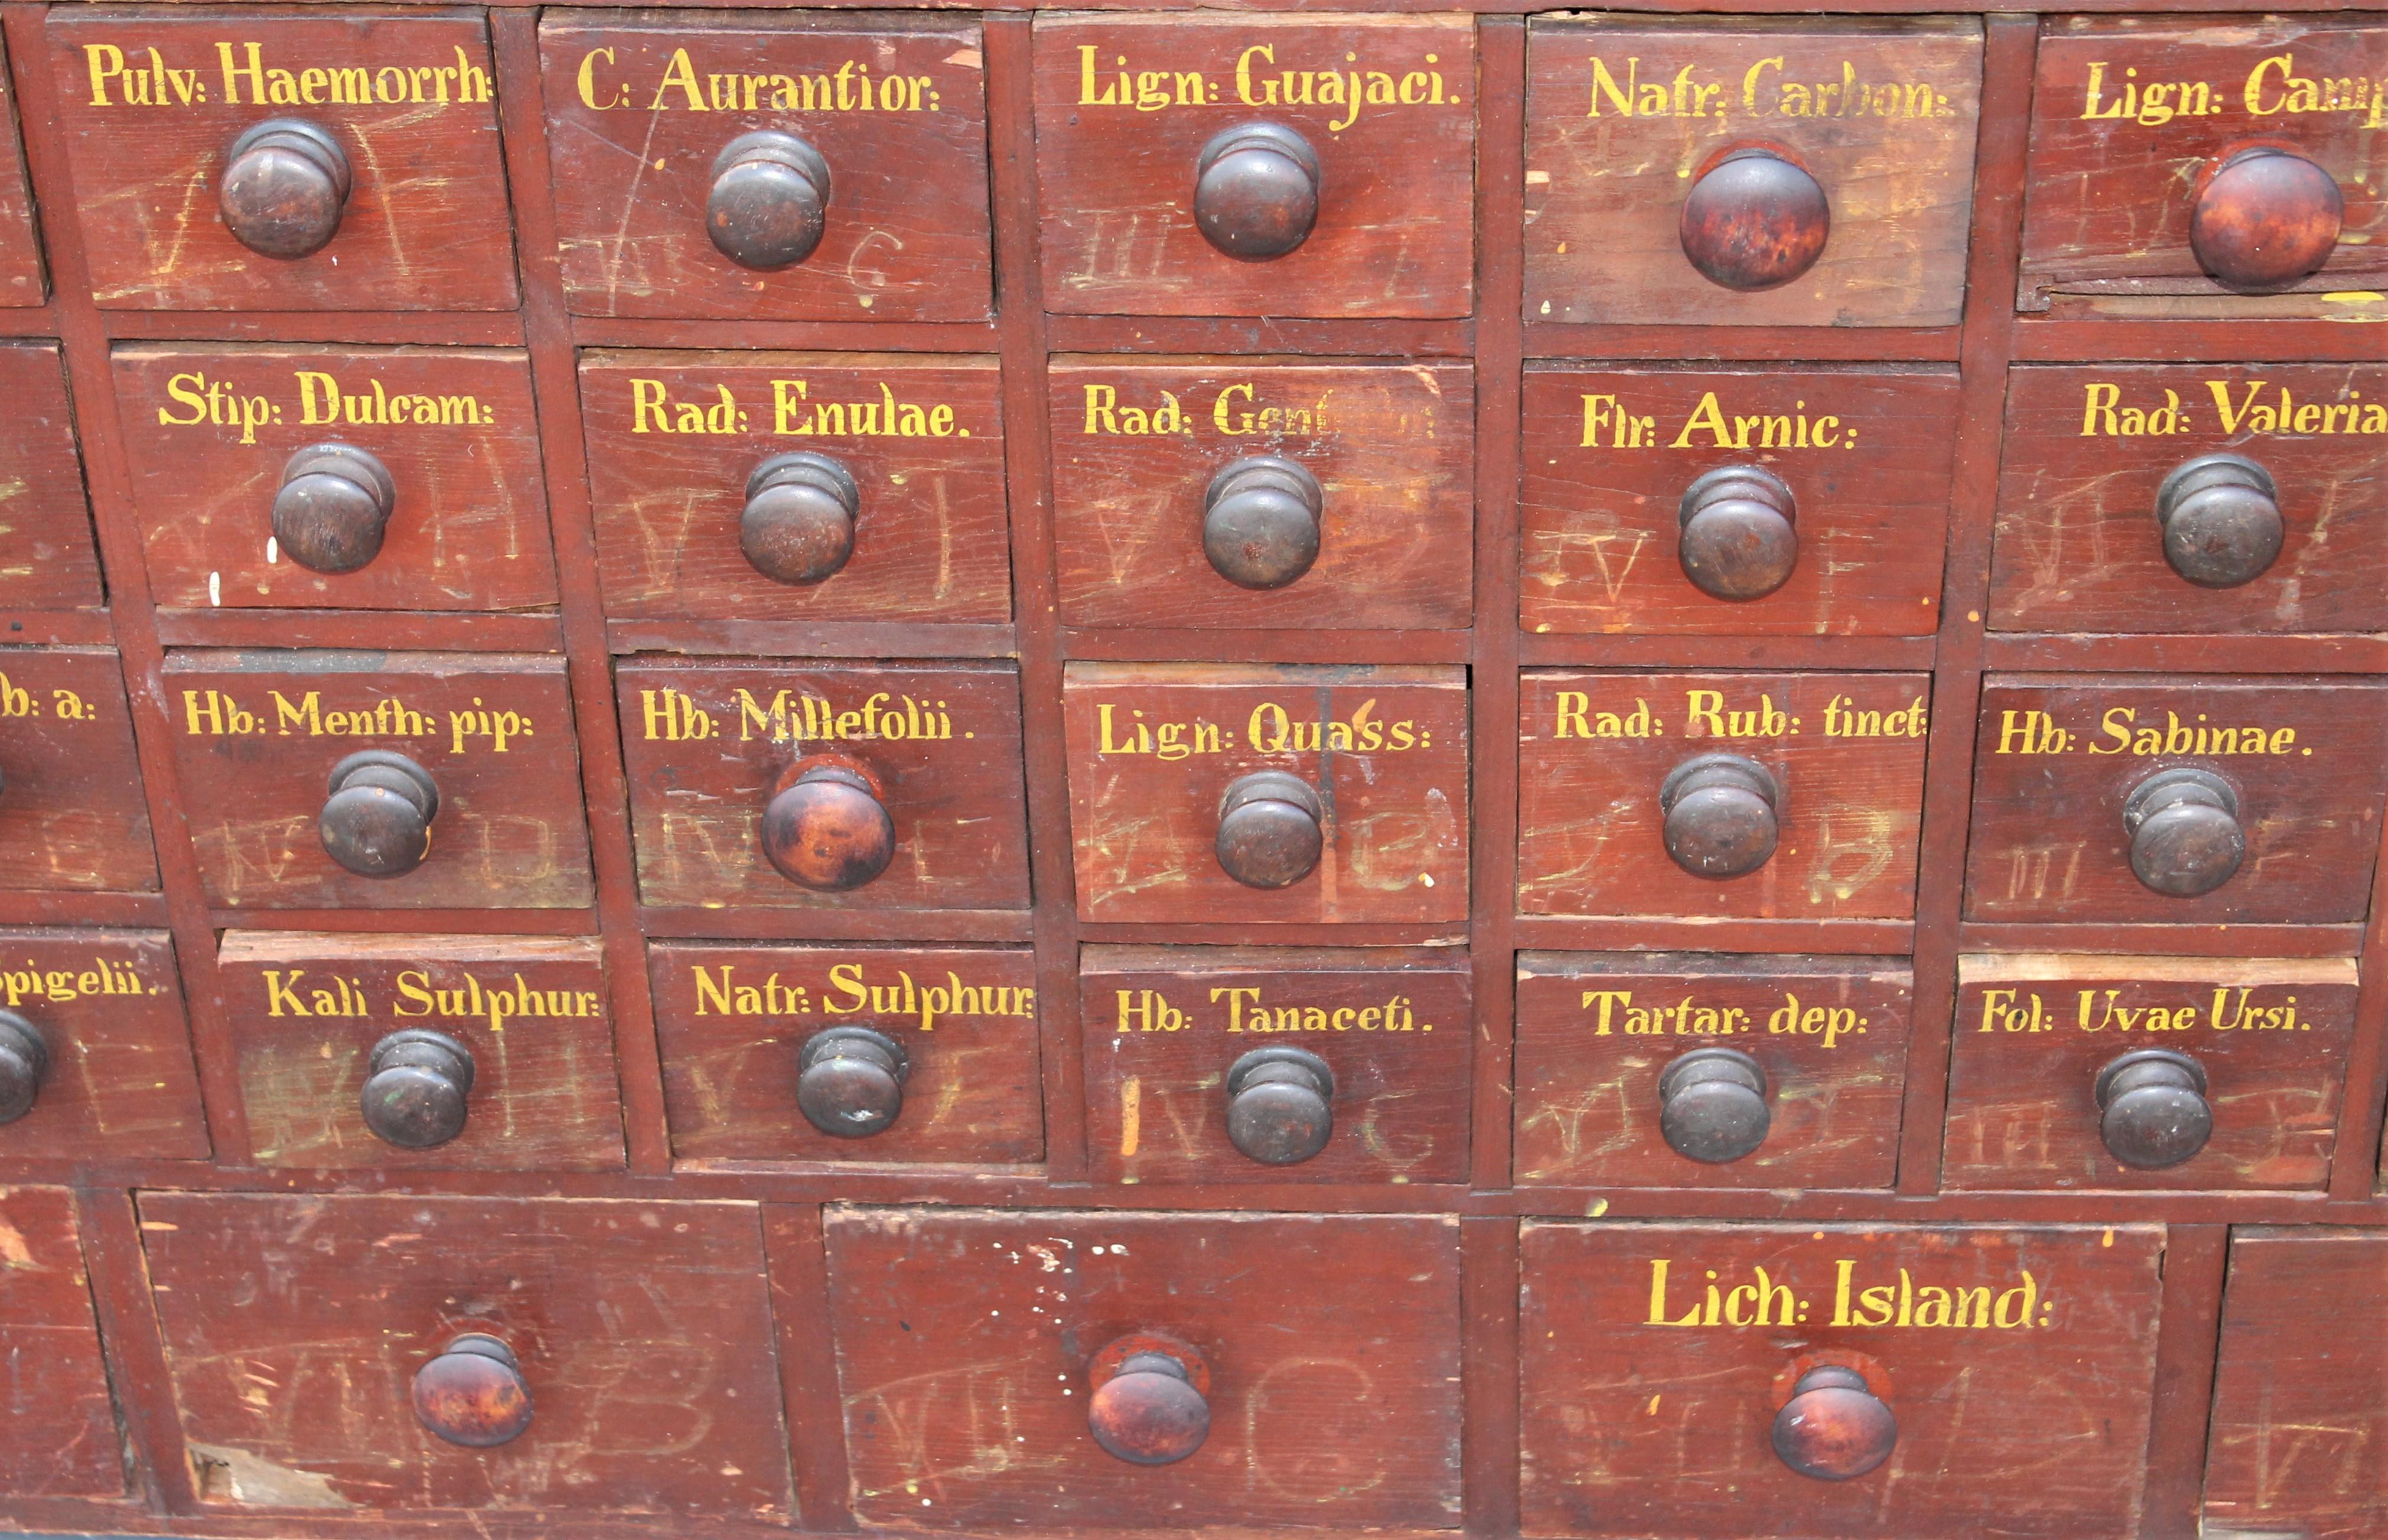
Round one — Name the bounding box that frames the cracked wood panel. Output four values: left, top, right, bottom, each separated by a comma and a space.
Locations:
161, 650, 592, 910
825, 1208, 1463, 1530
579, 351, 1010, 625
115, 344, 559, 614
138, 1192, 790, 1515
1523, 17, 1982, 328
1515, 953, 1911, 1190
1519, 1221, 2164, 1538
1964, 675, 2388, 925
0, 31, 44, 306
539, 12, 992, 322
649, 941, 1041, 1164
1079, 944, 1470, 1185
1049, 357, 1474, 630
0, 344, 105, 611
1520, 364, 1957, 637
0, 645, 158, 893
0, 1185, 124, 1497
0, 928, 206, 1161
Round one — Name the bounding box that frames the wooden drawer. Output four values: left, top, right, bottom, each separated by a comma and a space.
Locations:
1520, 1222, 2163, 1537
114, 345, 556, 614
1063, 663, 1470, 926
1050, 357, 1473, 630
0, 928, 205, 1161
618, 658, 1028, 913
47, 8, 518, 312
0, 1186, 122, 1497
217, 932, 622, 1171
0, 344, 103, 611
1032, 15, 1476, 319
1518, 670, 1930, 919
1521, 365, 1957, 636
164, 650, 593, 911
826, 1208, 1462, 1529
540, 12, 992, 322
1516, 953, 1911, 1189
1966, 676, 2388, 925
1990, 363, 2388, 634
578, 351, 1009, 625
648, 940, 1041, 1164
1524, 18, 1982, 328
1079, 945, 1470, 1184
139, 1192, 789, 1515
0, 645, 158, 894
0, 34, 43, 306
1949, 955, 2356, 1193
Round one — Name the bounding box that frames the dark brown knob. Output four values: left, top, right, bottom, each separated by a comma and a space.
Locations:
1680, 148, 1829, 292
2096, 1048, 2212, 1170
0, 1009, 48, 1125
1204, 456, 1322, 590
2156, 453, 2281, 589
761, 764, 894, 892
320, 751, 439, 879
273, 444, 395, 575
1088, 1337, 1210, 1466
742, 452, 859, 586
412, 1333, 532, 1449
1657, 1047, 1769, 1164
360, 1029, 475, 1150
2190, 148, 2343, 293
1224, 1046, 1334, 1166
1773, 1365, 1895, 1481
706, 131, 832, 272
219, 118, 351, 260
1215, 771, 1324, 889
1679, 466, 1798, 601
2124, 766, 2242, 898
1193, 123, 1320, 260
797, 1026, 909, 1139
1660, 753, 1781, 879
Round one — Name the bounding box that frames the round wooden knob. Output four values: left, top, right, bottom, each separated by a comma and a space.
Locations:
2096, 1048, 2213, 1170
2190, 148, 2342, 293
1680, 148, 1829, 292
2156, 453, 2281, 589
273, 443, 395, 575
706, 130, 832, 271
742, 452, 860, 585
0, 1009, 48, 1126
412, 1333, 532, 1449
360, 1029, 475, 1150
1203, 456, 1322, 590
1660, 753, 1781, 878
1193, 123, 1320, 260
1089, 1340, 1210, 1466
1224, 1046, 1334, 1166
1773, 1365, 1895, 1481
797, 1026, 909, 1139
2123, 766, 2242, 898
219, 119, 351, 260
1679, 466, 1798, 601
761, 764, 894, 892
320, 751, 439, 879
1215, 771, 1324, 889
1657, 1046, 1770, 1164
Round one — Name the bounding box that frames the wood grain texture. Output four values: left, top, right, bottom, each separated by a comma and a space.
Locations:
0, 926, 204, 1161
0, 343, 104, 611
0, 1185, 123, 1497
0, 32, 44, 306
0, 645, 158, 893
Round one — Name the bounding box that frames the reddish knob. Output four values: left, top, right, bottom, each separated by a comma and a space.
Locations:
1772, 1365, 1896, 1481
1679, 148, 1829, 292
219, 119, 351, 259
412, 1334, 532, 1449
2190, 148, 2342, 293
1089, 1343, 1210, 1466
761, 764, 894, 892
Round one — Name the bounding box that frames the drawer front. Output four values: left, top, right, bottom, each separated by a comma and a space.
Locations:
1524, 18, 1982, 327
164, 651, 593, 911
579, 351, 1009, 625
1050, 357, 1473, 630
217, 932, 622, 1170
1516, 953, 1911, 1189
1991, 364, 2388, 634
48, 8, 519, 312
1966, 676, 2388, 925
0, 35, 41, 306
1079, 945, 1470, 1184
1517, 671, 1930, 919
618, 658, 1028, 912
0, 928, 205, 1161
1032, 15, 1476, 319
115, 345, 556, 614
649, 941, 1041, 1163
1521, 366, 1957, 636
540, 13, 992, 322
0, 646, 158, 893
1949, 955, 2356, 1193
826, 1208, 1462, 1529
1520, 1222, 2162, 1537
140, 1192, 789, 1515
1063, 663, 1470, 925
0, 344, 103, 611
0, 1186, 122, 1497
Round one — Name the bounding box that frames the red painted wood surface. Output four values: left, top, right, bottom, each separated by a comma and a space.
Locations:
0, 927, 204, 1161
0, 31, 44, 306
0, 645, 158, 893
0, 343, 103, 609
0, 1185, 123, 1497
